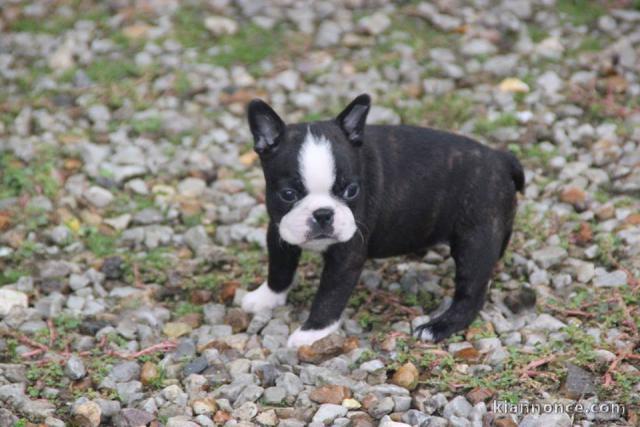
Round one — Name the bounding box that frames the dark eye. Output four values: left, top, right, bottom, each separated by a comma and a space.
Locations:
279, 188, 298, 203
343, 183, 360, 200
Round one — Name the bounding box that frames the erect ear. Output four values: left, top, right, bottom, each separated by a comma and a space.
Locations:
336, 94, 371, 146
247, 99, 286, 154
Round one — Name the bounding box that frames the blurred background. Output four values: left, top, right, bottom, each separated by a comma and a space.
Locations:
0, 0, 639, 426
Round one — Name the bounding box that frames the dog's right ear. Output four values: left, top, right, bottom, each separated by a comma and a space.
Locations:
247, 99, 285, 155
336, 93, 371, 146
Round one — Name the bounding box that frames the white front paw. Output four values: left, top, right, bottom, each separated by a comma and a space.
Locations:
286, 321, 341, 348
241, 281, 287, 313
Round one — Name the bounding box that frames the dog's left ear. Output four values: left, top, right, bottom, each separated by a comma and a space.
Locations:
336, 94, 371, 146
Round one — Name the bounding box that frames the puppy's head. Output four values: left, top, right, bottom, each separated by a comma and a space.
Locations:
247, 94, 371, 251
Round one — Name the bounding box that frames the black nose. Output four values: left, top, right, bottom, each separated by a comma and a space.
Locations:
312, 208, 334, 227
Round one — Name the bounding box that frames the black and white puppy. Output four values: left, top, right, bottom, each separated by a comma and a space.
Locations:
242, 94, 524, 348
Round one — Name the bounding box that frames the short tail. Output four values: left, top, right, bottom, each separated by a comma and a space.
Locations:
503, 151, 525, 193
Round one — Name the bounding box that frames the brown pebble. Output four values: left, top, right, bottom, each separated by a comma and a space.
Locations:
466, 387, 494, 404
298, 334, 347, 364
309, 384, 352, 404
140, 361, 159, 386
190, 289, 213, 304
560, 185, 587, 210
224, 307, 249, 333
220, 281, 240, 303
361, 393, 378, 410
342, 336, 360, 353
494, 417, 517, 427
178, 312, 202, 328
70, 376, 92, 392
213, 410, 232, 424
454, 347, 481, 361
391, 362, 419, 390
351, 413, 376, 427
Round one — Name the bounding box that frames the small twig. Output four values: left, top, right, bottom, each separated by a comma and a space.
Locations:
604, 351, 626, 387
603, 340, 639, 387
367, 288, 420, 316
521, 370, 558, 381
106, 340, 176, 360
21, 348, 46, 358
47, 319, 57, 347
133, 263, 145, 288
14, 333, 49, 352
544, 304, 594, 319
519, 355, 556, 380
98, 335, 107, 347
61, 341, 72, 359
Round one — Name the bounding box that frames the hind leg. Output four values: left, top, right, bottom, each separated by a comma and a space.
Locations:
414, 224, 504, 342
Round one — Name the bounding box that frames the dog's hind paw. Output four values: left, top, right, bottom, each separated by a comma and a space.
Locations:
413, 323, 435, 341
413, 319, 455, 342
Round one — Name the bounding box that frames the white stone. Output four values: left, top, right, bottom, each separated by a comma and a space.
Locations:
358, 12, 391, 35
0, 289, 28, 317
312, 404, 348, 424
177, 177, 206, 198
204, 16, 238, 36
528, 314, 566, 331
593, 270, 627, 287
85, 186, 114, 208
49, 41, 74, 70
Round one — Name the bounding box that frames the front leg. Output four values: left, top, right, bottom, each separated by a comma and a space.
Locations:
242, 223, 301, 313
287, 244, 366, 347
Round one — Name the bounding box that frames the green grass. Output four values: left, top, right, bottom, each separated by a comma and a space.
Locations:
173, 7, 210, 49
209, 24, 285, 70
123, 247, 173, 284
85, 59, 141, 84
174, 302, 203, 317
26, 362, 65, 397
576, 36, 603, 52
0, 269, 26, 286
513, 203, 547, 243
14, 66, 53, 97
174, 71, 192, 97
131, 116, 163, 134
528, 24, 549, 43
508, 142, 558, 169
182, 213, 202, 227
54, 314, 82, 334
0, 152, 60, 199
229, 247, 267, 286
354, 14, 454, 71
396, 93, 474, 130
474, 113, 519, 135
595, 233, 622, 268
301, 112, 326, 122
81, 227, 118, 257
557, 0, 605, 26
173, 7, 285, 71
10, 8, 110, 35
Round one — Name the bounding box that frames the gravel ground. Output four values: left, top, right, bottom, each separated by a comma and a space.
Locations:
1, 0, 639, 426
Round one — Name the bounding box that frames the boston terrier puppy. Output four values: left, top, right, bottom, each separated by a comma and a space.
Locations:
241, 94, 524, 348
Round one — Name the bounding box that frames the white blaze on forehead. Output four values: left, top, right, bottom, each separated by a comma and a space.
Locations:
278, 128, 356, 249
299, 130, 335, 194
